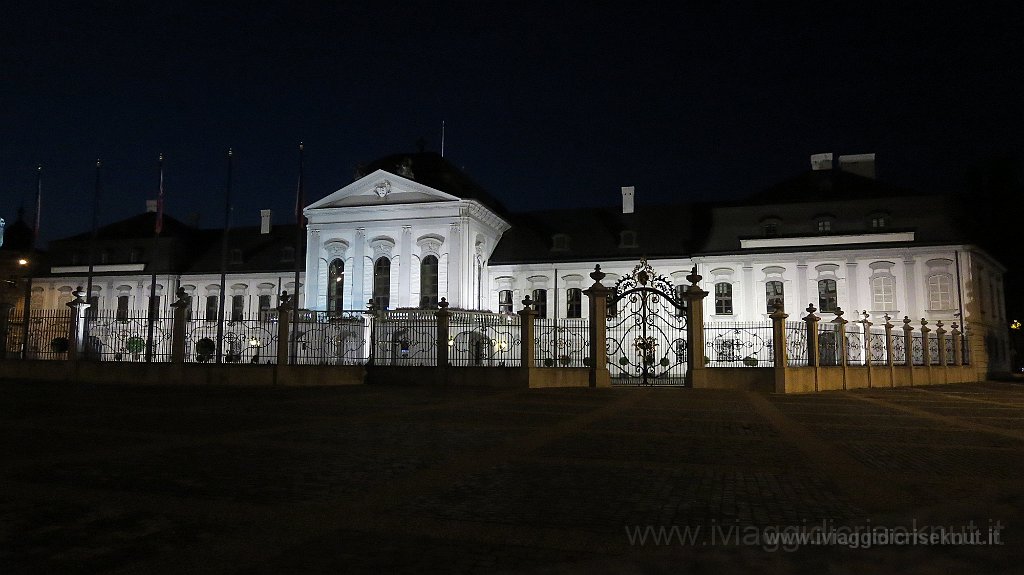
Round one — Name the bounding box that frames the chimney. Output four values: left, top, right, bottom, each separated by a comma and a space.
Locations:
838, 153, 876, 179
810, 153, 833, 171
146, 199, 158, 213
260, 209, 272, 234
621, 186, 635, 214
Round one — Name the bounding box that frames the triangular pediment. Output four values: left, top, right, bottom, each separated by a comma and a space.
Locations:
305, 170, 461, 211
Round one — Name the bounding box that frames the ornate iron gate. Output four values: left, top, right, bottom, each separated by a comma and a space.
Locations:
606, 258, 688, 386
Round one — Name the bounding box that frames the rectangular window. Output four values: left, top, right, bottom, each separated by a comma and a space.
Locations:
817, 220, 832, 232
206, 295, 219, 321
116, 295, 129, 321
231, 295, 245, 322
765, 281, 784, 313
498, 290, 514, 314
566, 288, 582, 319
532, 289, 547, 319
871, 276, 895, 311
715, 282, 733, 315
818, 279, 838, 313
259, 294, 273, 321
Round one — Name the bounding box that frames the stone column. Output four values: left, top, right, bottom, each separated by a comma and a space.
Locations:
769, 303, 789, 393
448, 222, 462, 307
276, 291, 293, 366
518, 295, 537, 370
305, 227, 321, 309
352, 228, 366, 311
436, 297, 450, 367
920, 319, 932, 367
684, 266, 709, 388
66, 286, 90, 362
583, 265, 611, 388
399, 226, 412, 308
170, 287, 190, 364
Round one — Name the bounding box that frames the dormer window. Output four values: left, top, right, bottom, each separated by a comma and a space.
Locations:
230, 249, 243, 265
551, 233, 570, 252
815, 216, 834, 233
759, 216, 781, 238
281, 246, 295, 263
869, 212, 889, 229
619, 230, 638, 248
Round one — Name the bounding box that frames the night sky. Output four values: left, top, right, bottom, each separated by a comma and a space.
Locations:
2, 1, 1022, 246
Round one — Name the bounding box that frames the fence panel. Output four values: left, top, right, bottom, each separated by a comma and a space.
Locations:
449, 311, 522, 367
87, 311, 174, 362
534, 318, 589, 368
374, 310, 437, 366
292, 311, 368, 365
6, 309, 72, 360
704, 322, 775, 367
183, 312, 279, 364
784, 321, 808, 366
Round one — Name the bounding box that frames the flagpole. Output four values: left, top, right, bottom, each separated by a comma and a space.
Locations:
290, 142, 304, 366
146, 154, 164, 362
216, 148, 233, 364
20, 164, 42, 359
84, 159, 101, 352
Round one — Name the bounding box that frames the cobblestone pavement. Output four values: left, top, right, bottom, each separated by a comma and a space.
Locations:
2, 380, 1023, 574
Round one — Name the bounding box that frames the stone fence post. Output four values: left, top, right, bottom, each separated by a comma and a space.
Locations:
883, 314, 895, 387
684, 266, 709, 388
860, 311, 873, 387
583, 265, 611, 388
935, 321, 947, 366
951, 322, 963, 366
66, 286, 90, 362
769, 303, 788, 393
170, 287, 190, 364
803, 304, 820, 368
436, 298, 450, 367
902, 317, 914, 367
920, 319, 932, 367
519, 295, 537, 370
276, 291, 293, 366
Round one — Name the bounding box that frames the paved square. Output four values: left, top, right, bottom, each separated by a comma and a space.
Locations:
2, 380, 1022, 573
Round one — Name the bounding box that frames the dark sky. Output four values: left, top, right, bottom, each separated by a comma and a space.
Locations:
2, 1, 1022, 246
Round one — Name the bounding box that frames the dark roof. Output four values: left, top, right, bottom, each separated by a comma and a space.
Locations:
60, 211, 196, 241
357, 151, 508, 215
185, 224, 304, 273
739, 168, 921, 205
490, 204, 709, 264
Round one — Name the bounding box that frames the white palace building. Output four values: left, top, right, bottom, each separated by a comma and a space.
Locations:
3, 150, 1012, 377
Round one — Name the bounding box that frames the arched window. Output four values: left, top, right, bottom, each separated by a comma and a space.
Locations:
328, 258, 344, 314
373, 257, 391, 310
818, 279, 838, 313
715, 282, 733, 315
420, 255, 438, 308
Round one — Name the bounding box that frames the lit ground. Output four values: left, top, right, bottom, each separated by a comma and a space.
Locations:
1, 379, 1022, 574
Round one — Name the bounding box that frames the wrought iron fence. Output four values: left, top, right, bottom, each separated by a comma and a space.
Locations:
184, 312, 279, 364
817, 323, 843, 366
374, 310, 437, 366
911, 333, 925, 365
867, 327, 888, 365
534, 318, 589, 368
785, 321, 808, 366
292, 311, 368, 365
87, 311, 175, 362
449, 311, 521, 367
892, 330, 907, 365
928, 333, 941, 365
704, 322, 775, 367
6, 308, 71, 360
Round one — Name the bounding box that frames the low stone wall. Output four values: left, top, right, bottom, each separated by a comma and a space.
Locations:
776, 363, 983, 393
0, 359, 365, 387
366, 366, 590, 388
